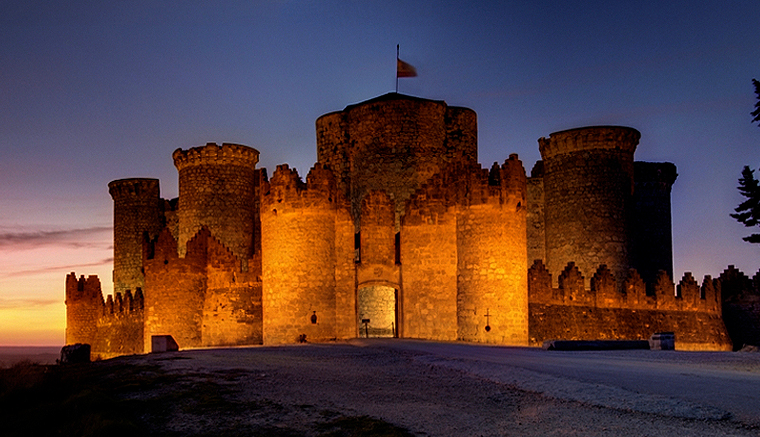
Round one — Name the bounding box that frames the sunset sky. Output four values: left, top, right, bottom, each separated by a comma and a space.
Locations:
1, 1, 759, 345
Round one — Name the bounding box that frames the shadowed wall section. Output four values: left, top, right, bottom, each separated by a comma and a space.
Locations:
632, 162, 678, 283
108, 178, 164, 295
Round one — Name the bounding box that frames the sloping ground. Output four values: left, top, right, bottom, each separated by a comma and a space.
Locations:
1, 340, 759, 436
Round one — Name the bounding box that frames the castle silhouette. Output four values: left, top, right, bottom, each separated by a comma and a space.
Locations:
66, 93, 748, 358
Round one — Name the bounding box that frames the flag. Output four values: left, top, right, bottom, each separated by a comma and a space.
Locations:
397, 58, 417, 78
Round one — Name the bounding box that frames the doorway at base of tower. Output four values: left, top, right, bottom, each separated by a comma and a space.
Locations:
358, 285, 398, 338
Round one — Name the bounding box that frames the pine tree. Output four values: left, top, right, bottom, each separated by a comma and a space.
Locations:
731, 79, 760, 244
731, 166, 760, 243
753, 79, 760, 127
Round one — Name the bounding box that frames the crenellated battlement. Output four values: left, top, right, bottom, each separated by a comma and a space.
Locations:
146, 226, 241, 271
172, 142, 260, 171
402, 155, 527, 218
634, 162, 678, 188
538, 126, 640, 159
528, 260, 722, 313
108, 178, 160, 199
65, 273, 104, 304
261, 163, 345, 212
719, 265, 760, 301
102, 289, 144, 318
264, 164, 305, 192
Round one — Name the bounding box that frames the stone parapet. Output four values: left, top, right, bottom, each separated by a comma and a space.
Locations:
538, 126, 640, 160
528, 260, 722, 314
172, 142, 259, 171
108, 178, 160, 199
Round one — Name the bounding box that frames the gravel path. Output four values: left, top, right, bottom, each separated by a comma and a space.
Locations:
118, 340, 760, 436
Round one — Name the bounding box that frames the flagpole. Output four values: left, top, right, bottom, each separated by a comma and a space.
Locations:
396, 44, 399, 93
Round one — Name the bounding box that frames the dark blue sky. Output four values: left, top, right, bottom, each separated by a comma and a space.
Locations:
0, 1, 759, 344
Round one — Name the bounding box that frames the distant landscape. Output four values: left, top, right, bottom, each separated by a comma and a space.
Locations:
0, 346, 60, 367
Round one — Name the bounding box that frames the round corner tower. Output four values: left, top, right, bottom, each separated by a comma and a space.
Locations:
315, 93, 477, 226
538, 126, 640, 288
108, 178, 163, 295
173, 143, 260, 260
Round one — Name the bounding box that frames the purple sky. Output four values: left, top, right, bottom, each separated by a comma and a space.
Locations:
1, 1, 759, 345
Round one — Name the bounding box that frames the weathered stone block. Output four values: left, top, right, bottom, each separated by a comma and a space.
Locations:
60, 343, 91, 364
151, 335, 179, 353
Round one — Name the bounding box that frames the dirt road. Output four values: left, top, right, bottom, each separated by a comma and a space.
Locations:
123, 339, 760, 436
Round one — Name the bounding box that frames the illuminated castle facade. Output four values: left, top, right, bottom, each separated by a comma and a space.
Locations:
65, 93, 737, 357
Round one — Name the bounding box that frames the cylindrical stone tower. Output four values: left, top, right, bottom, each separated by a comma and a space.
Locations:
173, 143, 259, 261
316, 93, 477, 225
539, 126, 640, 288
108, 178, 163, 295
260, 164, 339, 344
456, 156, 528, 345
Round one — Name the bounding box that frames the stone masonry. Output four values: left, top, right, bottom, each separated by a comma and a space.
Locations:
65, 92, 741, 358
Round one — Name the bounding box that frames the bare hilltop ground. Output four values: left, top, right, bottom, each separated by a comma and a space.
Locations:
2, 340, 760, 436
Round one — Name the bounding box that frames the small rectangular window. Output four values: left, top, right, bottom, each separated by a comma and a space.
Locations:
354, 232, 361, 263
395, 232, 401, 265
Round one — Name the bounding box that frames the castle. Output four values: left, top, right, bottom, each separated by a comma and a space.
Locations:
66, 93, 754, 358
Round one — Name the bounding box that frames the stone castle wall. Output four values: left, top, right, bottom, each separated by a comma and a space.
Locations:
65, 274, 104, 346
93, 289, 144, 359
398, 155, 528, 344
65, 273, 145, 359
143, 228, 207, 350
719, 266, 760, 350
528, 260, 731, 350
143, 225, 264, 351
455, 156, 528, 344
526, 162, 546, 266
400, 179, 458, 341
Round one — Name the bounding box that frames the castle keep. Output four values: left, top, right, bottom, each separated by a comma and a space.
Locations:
66, 93, 741, 357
